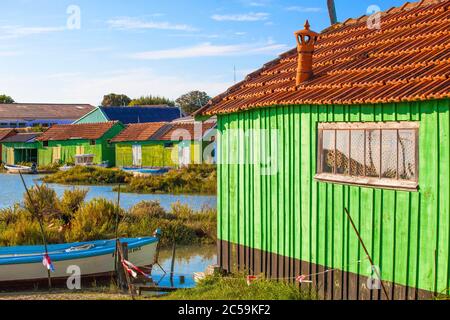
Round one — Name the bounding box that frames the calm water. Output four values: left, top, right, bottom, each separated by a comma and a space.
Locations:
153, 245, 217, 289
0, 174, 217, 211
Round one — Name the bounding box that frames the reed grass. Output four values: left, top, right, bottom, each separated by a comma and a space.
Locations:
0, 185, 216, 247
115, 164, 217, 195
42, 166, 131, 185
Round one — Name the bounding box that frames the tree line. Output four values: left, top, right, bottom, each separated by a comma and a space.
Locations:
101, 91, 210, 115
0, 91, 211, 115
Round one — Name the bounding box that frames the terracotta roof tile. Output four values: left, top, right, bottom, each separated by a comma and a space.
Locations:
2, 133, 40, 143
200, 0, 450, 116
0, 129, 16, 141
151, 122, 216, 141
38, 122, 119, 141
111, 122, 167, 142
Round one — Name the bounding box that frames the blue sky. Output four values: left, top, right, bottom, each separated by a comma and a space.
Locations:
0, 0, 408, 105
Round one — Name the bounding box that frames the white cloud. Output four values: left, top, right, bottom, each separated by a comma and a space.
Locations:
81, 47, 113, 53
286, 6, 322, 13
0, 69, 231, 105
0, 25, 66, 39
240, 0, 271, 7
168, 33, 220, 39
107, 17, 197, 32
211, 12, 269, 22
128, 41, 288, 60
249, 2, 267, 7
0, 50, 21, 57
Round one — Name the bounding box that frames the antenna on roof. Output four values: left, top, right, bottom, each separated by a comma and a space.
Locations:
327, 0, 338, 25
233, 65, 236, 84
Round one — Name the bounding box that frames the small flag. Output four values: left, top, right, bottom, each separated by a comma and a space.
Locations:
296, 275, 312, 284
246, 275, 258, 286
121, 259, 150, 279
42, 254, 55, 272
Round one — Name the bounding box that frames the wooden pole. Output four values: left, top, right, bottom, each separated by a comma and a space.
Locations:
170, 240, 176, 287
116, 240, 135, 300
114, 184, 121, 275
344, 207, 390, 300
19, 171, 52, 290
115, 184, 121, 239
327, 0, 338, 25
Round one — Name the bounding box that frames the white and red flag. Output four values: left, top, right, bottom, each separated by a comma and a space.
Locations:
246, 275, 258, 286
121, 259, 150, 279
42, 254, 55, 272
296, 275, 312, 284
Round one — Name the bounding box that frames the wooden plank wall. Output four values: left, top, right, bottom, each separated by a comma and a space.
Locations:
217, 99, 450, 297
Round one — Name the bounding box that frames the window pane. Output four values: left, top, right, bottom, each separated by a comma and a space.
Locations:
381, 130, 398, 179
336, 130, 349, 175
398, 130, 416, 181
366, 130, 380, 177
321, 130, 335, 173
350, 130, 365, 176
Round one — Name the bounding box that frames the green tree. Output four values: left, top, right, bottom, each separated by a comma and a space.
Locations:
129, 95, 175, 107
176, 91, 211, 115
101, 93, 131, 107
0, 94, 14, 104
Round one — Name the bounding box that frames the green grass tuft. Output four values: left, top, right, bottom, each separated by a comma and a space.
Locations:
42, 166, 131, 185
162, 274, 316, 300
117, 164, 217, 195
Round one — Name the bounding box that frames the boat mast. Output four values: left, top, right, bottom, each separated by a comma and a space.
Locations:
18, 171, 52, 289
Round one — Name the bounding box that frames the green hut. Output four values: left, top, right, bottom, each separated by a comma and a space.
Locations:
197, 0, 450, 300
1, 132, 40, 165
112, 121, 216, 168
37, 121, 124, 167
0, 129, 16, 163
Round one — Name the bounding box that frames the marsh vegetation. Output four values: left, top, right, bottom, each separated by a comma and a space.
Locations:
0, 184, 216, 247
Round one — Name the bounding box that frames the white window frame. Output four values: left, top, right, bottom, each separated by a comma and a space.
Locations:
315, 121, 419, 192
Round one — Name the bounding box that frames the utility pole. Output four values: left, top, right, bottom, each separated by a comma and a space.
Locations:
327, 0, 338, 25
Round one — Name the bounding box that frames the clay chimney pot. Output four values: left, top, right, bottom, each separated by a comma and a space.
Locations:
294, 20, 319, 86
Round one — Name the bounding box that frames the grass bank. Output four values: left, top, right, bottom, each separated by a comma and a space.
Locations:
0, 185, 216, 247
42, 166, 131, 185
162, 274, 316, 300
41, 165, 217, 195
116, 165, 217, 195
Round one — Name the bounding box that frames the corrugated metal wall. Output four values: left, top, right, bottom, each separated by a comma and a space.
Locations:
217, 99, 449, 296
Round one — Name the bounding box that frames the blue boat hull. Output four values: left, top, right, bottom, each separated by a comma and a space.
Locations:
0, 237, 159, 284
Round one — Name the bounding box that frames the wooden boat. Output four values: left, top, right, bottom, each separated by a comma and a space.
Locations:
74, 154, 95, 166
4, 164, 36, 174
59, 165, 74, 172
0, 237, 159, 286
122, 167, 169, 176
95, 161, 110, 168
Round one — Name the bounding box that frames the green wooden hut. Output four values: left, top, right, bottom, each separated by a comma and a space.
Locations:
1, 132, 40, 165
197, 0, 450, 300
37, 121, 124, 167
0, 129, 16, 163
112, 121, 216, 168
